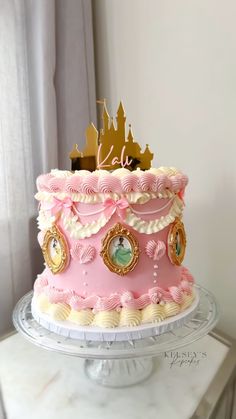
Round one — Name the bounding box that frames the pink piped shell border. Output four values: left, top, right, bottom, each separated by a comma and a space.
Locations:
36, 171, 188, 195
34, 267, 194, 313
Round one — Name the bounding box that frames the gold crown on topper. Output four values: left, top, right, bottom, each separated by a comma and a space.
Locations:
69, 100, 154, 172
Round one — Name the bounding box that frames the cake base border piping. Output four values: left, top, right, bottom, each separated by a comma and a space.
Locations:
31, 287, 199, 342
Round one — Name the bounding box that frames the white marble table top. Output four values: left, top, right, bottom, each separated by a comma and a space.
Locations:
0, 332, 229, 419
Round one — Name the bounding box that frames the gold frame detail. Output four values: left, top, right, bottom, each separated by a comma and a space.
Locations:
41, 224, 69, 274
100, 223, 140, 276
168, 218, 186, 265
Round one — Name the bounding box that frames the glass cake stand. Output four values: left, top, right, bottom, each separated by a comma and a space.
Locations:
12, 285, 219, 387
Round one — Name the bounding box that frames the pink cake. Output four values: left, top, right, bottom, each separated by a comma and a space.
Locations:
33, 102, 195, 329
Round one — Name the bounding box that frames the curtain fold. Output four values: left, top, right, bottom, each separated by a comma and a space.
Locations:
25, 0, 59, 176
0, 0, 96, 335
0, 0, 34, 336
55, 0, 97, 169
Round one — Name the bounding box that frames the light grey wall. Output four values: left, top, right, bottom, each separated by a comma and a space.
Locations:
93, 0, 236, 338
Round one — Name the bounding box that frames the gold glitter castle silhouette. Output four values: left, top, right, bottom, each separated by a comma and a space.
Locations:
69, 101, 153, 171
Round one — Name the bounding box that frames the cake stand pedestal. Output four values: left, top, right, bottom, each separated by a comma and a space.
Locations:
12, 286, 219, 388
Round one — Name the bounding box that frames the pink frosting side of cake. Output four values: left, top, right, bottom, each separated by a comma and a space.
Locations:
42, 198, 182, 297
35, 168, 192, 315
34, 266, 194, 312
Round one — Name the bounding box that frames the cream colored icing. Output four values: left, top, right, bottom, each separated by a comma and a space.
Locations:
37, 211, 55, 231
62, 212, 110, 239
119, 308, 142, 327
68, 309, 94, 326
48, 303, 71, 321
142, 304, 165, 323
92, 310, 120, 328
164, 302, 180, 317
35, 190, 174, 204
37, 294, 51, 313
180, 293, 195, 311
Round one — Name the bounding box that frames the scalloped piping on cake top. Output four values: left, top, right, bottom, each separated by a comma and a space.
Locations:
34, 266, 194, 312
36, 167, 188, 196
34, 291, 195, 328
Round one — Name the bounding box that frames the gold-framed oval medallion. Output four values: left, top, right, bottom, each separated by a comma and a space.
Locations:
41, 224, 69, 274
168, 218, 186, 265
100, 223, 140, 276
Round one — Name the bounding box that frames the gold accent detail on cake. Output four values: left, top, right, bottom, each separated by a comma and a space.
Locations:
142, 304, 166, 323
100, 223, 140, 276
119, 308, 142, 326
41, 224, 69, 274
69, 101, 154, 171
68, 309, 94, 326
168, 218, 186, 266
48, 303, 71, 321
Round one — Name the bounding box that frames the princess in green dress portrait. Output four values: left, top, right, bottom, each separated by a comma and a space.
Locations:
175, 231, 181, 257
111, 236, 132, 267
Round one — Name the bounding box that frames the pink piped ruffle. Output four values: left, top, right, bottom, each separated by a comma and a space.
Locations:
34, 266, 194, 311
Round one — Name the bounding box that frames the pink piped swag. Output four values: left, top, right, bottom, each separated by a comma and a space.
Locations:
42, 196, 130, 222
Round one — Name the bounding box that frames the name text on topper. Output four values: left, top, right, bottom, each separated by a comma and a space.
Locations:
97, 144, 133, 169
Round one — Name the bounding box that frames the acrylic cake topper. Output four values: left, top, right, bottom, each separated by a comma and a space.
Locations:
69, 100, 154, 171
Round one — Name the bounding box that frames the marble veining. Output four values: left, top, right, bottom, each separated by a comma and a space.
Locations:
0, 333, 229, 419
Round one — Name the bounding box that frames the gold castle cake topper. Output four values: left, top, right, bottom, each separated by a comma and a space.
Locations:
69, 100, 154, 171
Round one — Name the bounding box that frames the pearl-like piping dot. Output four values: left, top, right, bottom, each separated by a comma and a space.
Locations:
154, 264, 158, 269
153, 279, 157, 283
83, 270, 87, 275
153, 272, 157, 277
83, 282, 88, 286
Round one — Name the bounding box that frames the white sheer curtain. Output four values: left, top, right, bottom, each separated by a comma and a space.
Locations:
0, 0, 96, 335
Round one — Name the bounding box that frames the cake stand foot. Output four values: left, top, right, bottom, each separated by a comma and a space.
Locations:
84, 357, 154, 387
